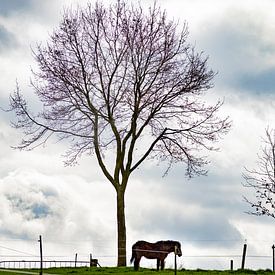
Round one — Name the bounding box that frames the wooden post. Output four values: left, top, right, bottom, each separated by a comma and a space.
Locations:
241, 243, 247, 269
38, 235, 43, 275
89, 253, 99, 267
230, 260, 233, 270
272, 244, 275, 272
75, 253, 78, 268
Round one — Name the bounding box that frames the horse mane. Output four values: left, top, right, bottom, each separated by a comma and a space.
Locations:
156, 240, 180, 246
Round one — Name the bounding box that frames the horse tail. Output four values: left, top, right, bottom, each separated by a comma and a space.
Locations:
130, 245, 137, 264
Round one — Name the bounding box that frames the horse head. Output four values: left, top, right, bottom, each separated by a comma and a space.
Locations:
174, 241, 182, 257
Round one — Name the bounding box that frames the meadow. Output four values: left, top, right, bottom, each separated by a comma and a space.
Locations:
0, 267, 273, 275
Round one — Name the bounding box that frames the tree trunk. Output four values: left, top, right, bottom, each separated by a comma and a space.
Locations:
116, 187, 126, 266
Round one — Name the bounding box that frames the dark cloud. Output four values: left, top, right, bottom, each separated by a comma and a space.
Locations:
0, 24, 18, 51
32, 203, 51, 218
129, 202, 242, 248
6, 189, 56, 221
0, 228, 30, 240
194, 9, 275, 96
129, 163, 244, 248
134, 162, 243, 211
0, 0, 33, 16
236, 69, 275, 94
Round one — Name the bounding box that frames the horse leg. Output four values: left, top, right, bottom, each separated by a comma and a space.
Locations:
134, 256, 141, 271
157, 259, 160, 271
161, 259, 165, 270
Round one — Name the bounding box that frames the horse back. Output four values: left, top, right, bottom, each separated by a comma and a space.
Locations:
132, 241, 152, 248
132, 240, 169, 259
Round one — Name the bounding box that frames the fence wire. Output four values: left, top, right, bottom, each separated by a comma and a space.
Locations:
0, 238, 275, 270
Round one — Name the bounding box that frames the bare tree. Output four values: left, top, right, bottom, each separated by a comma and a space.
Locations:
243, 128, 275, 218
8, 1, 230, 266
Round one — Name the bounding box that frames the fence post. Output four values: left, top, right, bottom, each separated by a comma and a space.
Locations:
75, 253, 78, 268
230, 260, 233, 270
38, 235, 43, 275
241, 243, 247, 269
90, 253, 99, 267
272, 245, 275, 272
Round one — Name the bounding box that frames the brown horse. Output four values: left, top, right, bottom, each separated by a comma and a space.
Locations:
130, 240, 182, 270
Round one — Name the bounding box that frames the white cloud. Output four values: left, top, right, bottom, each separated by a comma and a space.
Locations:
0, 168, 118, 263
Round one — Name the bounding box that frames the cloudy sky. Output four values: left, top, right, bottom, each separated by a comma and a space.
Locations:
0, 0, 275, 270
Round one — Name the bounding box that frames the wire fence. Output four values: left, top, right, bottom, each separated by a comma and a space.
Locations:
0, 238, 275, 271
0, 260, 91, 269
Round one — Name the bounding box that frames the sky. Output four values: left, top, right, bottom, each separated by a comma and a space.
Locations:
0, 0, 275, 270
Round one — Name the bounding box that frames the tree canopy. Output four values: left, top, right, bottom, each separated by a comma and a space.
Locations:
243, 128, 275, 217
10, 2, 230, 178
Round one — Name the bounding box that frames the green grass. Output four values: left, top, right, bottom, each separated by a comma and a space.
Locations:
0, 267, 273, 275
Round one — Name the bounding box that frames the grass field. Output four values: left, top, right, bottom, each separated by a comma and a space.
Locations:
0, 267, 274, 275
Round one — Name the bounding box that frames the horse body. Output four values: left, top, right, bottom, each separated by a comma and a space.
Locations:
130, 240, 182, 271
